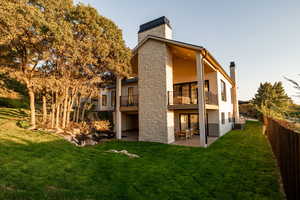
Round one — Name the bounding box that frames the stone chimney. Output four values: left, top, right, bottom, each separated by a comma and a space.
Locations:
138, 16, 172, 43
230, 61, 236, 83
229, 61, 240, 123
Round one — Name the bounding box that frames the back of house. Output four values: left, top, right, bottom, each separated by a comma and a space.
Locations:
97, 16, 240, 147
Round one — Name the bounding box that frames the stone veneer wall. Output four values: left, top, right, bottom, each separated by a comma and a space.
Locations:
138, 24, 172, 43
138, 39, 174, 144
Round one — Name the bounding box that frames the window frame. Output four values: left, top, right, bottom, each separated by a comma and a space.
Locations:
111, 91, 116, 107
221, 112, 225, 124
221, 80, 227, 102
179, 113, 199, 131
102, 94, 107, 106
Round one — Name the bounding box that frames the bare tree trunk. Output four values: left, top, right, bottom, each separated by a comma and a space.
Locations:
262, 115, 268, 135
50, 92, 55, 129
72, 105, 77, 122
62, 87, 68, 128
81, 106, 86, 122
42, 95, 47, 125
75, 95, 81, 123
55, 98, 60, 129
81, 93, 92, 122
67, 91, 76, 127
28, 87, 36, 129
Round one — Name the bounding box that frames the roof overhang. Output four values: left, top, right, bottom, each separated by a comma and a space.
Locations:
132, 35, 235, 85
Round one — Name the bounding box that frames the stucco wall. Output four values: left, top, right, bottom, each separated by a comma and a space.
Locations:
173, 57, 197, 84
138, 39, 174, 144
217, 71, 234, 136
205, 71, 218, 94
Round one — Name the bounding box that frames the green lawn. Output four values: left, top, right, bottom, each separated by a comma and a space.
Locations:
0, 108, 283, 200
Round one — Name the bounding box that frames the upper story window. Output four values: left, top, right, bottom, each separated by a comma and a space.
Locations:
111, 91, 116, 107
221, 80, 227, 101
128, 87, 134, 104
102, 95, 107, 106
221, 112, 225, 124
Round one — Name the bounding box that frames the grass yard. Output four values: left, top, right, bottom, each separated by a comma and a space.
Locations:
0, 108, 283, 200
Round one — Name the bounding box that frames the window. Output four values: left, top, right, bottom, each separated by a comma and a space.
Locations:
221, 112, 225, 124
102, 95, 107, 106
111, 91, 116, 107
128, 87, 134, 105
228, 112, 231, 123
173, 82, 198, 104
221, 80, 227, 101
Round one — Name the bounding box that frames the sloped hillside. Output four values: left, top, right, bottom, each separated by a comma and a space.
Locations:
0, 69, 28, 108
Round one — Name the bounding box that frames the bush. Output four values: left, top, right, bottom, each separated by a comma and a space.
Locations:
16, 120, 30, 129
93, 120, 111, 132
0, 97, 29, 109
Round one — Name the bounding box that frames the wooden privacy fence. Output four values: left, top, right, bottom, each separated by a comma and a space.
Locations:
265, 118, 300, 200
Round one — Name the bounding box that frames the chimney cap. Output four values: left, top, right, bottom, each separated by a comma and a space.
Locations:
230, 61, 236, 68
138, 16, 171, 33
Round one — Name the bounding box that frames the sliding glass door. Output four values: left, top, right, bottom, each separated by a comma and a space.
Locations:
180, 114, 199, 131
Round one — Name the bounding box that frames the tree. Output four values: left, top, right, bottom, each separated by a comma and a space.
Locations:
0, 0, 62, 128
0, 0, 132, 132
251, 82, 291, 124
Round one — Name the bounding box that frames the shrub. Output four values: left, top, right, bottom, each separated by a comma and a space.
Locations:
16, 120, 30, 129
93, 120, 111, 132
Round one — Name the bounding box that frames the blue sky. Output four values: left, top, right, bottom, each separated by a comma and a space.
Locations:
76, 0, 300, 104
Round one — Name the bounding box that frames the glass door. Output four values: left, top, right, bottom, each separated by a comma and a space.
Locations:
191, 83, 198, 104
180, 114, 189, 131
190, 114, 199, 131
180, 114, 199, 131
181, 85, 190, 104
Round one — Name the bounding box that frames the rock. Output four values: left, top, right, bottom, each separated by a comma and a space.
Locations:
106, 149, 140, 158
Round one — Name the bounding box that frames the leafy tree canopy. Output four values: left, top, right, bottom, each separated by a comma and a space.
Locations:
251, 81, 291, 119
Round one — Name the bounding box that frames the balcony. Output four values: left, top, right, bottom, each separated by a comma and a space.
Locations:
120, 95, 138, 111
168, 91, 218, 109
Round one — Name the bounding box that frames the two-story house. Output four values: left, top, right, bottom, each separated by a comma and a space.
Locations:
98, 16, 240, 147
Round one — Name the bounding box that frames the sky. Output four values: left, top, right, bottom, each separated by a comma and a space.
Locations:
76, 0, 300, 104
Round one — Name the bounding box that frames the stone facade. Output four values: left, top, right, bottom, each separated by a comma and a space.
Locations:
138, 39, 174, 144
138, 24, 172, 43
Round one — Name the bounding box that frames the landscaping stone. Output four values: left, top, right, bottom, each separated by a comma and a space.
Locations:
106, 149, 140, 158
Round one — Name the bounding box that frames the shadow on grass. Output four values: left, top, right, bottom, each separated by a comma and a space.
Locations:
0, 108, 28, 120
0, 73, 28, 97
0, 73, 29, 109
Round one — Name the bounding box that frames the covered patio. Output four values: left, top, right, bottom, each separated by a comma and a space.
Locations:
172, 135, 218, 147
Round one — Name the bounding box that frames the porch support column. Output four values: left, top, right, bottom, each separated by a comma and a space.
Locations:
196, 52, 207, 147
115, 76, 122, 139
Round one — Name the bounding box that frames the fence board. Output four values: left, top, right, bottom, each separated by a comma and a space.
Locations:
266, 118, 300, 200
